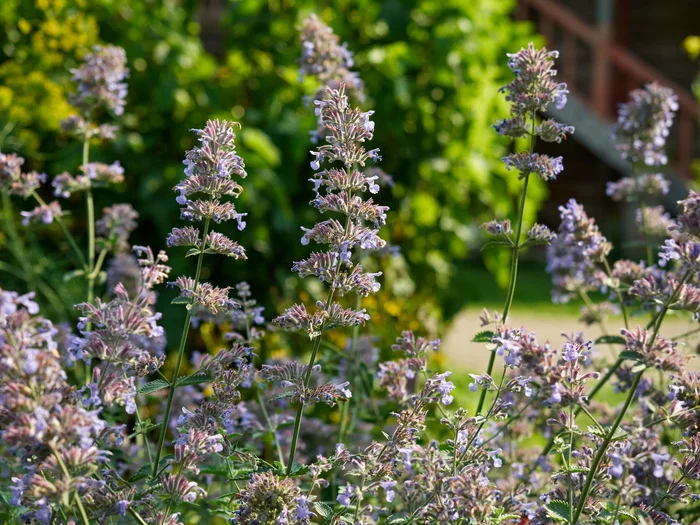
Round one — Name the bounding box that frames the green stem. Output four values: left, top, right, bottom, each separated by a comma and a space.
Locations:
602, 256, 629, 329
567, 405, 574, 518
476, 189, 531, 417
571, 372, 643, 524
51, 448, 90, 525
84, 139, 96, 310
475, 174, 530, 416
286, 323, 329, 476
651, 270, 690, 341
286, 200, 356, 475
2, 190, 37, 292
579, 288, 610, 335
89, 248, 108, 280
128, 508, 149, 525
151, 217, 211, 478
475, 111, 536, 416
353, 474, 366, 523
31, 190, 87, 269
639, 202, 653, 265
257, 386, 285, 465
482, 397, 535, 446
338, 293, 362, 444
572, 270, 688, 522
672, 326, 700, 341
134, 400, 154, 468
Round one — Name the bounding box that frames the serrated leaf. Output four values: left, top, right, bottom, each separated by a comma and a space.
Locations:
130, 455, 173, 482
288, 463, 309, 476
185, 248, 202, 258
594, 335, 626, 345
171, 296, 192, 305
544, 500, 571, 523
619, 350, 644, 362
139, 379, 170, 395
472, 330, 495, 343
386, 514, 407, 524
228, 468, 257, 481
175, 373, 212, 387
128, 420, 160, 439
314, 501, 334, 518
588, 425, 628, 442
618, 510, 638, 523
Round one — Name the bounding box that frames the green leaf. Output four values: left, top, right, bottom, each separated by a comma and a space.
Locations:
619, 350, 644, 362
631, 363, 648, 373
618, 510, 638, 523
588, 425, 628, 442
139, 379, 170, 395
175, 373, 212, 387
227, 468, 257, 481
386, 514, 407, 524
171, 296, 192, 305
185, 248, 201, 258
314, 502, 334, 519
63, 269, 85, 283
472, 330, 495, 343
544, 499, 571, 523
288, 462, 309, 476
130, 455, 173, 482
594, 335, 626, 345
128, 420, 160, 439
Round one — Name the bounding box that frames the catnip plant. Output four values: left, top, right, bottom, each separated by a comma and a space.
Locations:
1, 16, 700, 525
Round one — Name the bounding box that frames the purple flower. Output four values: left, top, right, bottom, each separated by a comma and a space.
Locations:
296, 495, 312, 519
69, 45, 129, 116
612, 82, 678, 166
116, 500, 129, 517
380, 480, 397, 502
546, 199, 611, 302
337, 484, 354, 506
562, 342, 579, 362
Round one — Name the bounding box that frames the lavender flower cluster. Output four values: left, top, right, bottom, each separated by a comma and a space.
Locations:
2, 16, 700, 525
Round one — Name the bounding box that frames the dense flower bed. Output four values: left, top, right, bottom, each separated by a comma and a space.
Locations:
1, 14, 699, 525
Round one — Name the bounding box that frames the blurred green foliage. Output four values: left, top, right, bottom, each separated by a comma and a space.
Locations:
0, 0, 540, 335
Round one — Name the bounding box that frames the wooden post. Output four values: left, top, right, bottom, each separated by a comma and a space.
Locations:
563, 35, 577, 92
678, 112, 693, 179
515, 0, 529, 20
592, 0, 614, 117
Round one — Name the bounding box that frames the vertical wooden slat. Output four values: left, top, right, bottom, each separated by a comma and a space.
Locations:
678, 112, 693, 179
520, 0, 698, 179
539, 14, 554, 45
592, 0, 614, 117
562, 35, 577, 94
515, 0, 529, 20
591, 36, 611, 117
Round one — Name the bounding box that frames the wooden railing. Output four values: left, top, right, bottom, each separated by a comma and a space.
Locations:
518, 0, 699, 178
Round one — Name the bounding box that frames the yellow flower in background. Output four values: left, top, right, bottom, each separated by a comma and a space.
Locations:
0, 0, 99, 153
684, 35, 700, 60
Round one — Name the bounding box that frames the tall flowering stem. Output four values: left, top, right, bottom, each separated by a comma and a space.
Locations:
85, 139, 97, 312
476, 43, 572, 415
273, 84, 387, 475
610, 82, 678, 265
152, 120, 248, 477
59, 45, 130, 330
572, 274, 688, 523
